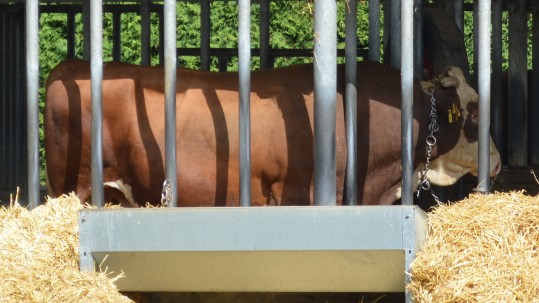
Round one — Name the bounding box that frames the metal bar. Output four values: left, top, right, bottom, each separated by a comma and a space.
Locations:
472, 1, 478, 88
390, 0, 401, 68
532, 5, 539, 164
401, 0, 414, 206
1, 12, 6, 191
507, 0, 528, 167
313, 0, 337, 206
476, 0, 491, 193
259, 0, 271, 69
26, 0, 39, 208
83, 0, 90, 60
200, 0, 210, 70
90, 0, 104, 207
159, 10, 164, 66
164, 0, 177, 207
413, 0, 422, 79
368, 0, 380, 62
344, 0, 357, 205
453, 0, 464, 33
140, 0, 151, 66
15, 12, 25, 196
112, 12, 121, 62
67, 13, 76, 59
239, 0, 251, 207
491, 0, 504, 163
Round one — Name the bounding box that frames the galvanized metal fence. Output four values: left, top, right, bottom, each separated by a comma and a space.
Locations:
0, 0, 535, 205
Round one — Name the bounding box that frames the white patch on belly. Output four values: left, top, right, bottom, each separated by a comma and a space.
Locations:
104, 179, 138, 207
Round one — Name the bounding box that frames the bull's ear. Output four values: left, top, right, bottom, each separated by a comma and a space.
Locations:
441, 67, 467, 89
440, 73, 459, 88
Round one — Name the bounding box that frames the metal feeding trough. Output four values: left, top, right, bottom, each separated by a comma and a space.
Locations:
79, 205, 427, 293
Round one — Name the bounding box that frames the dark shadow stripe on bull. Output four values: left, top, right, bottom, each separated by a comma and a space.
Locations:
202, 88, 229, 206
134, 80, 164, 203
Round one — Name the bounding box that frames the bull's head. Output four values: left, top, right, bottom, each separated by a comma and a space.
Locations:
415, 67, 502, 188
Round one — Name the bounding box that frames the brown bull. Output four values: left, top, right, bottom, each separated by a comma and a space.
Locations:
44, 60, 501, 206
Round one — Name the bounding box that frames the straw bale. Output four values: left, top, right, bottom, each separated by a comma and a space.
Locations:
408, 191, 539, 303
0, 194, 133, 303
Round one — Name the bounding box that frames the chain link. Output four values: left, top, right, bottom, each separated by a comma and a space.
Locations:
161, 179, 172, 206
416, 88, 441, 204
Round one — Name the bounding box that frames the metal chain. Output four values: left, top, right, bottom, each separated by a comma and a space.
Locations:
161, 179, 172, 206
416, 88, 441, 204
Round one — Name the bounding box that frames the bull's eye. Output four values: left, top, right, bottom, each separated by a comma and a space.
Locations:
463, 103, 480, 142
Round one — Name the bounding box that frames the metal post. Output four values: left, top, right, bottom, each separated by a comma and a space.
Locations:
345, 0, 357, 205
313, 0, 337, 206
164, 0, 178, 207
112, 12, 121, 62
90, 0, 104, 207
141, 0, 151, 66
401, 0, 414, 206
532, 5, 539, 164
491, 0, 503, 163
201, 0, 211, 70
368, 0, 381, 62
453, 0, 464, 33
239, 0, 251, 207
26, 0, 39, 209
476, 0, 491, 193
413, 0, 422, 79
390, 0, 401, 68
507, 0, 528, 167
67, 13, 76, 59
260, 0, 271, 69
83, 0, 90, 60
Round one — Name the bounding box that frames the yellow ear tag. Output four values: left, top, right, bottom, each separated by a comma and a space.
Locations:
452, 103, 461, 119
448, 109, 453, 123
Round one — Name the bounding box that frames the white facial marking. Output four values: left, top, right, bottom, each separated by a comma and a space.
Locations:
104, 179, 138, 207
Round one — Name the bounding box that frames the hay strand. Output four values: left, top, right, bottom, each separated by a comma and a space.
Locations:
408, 191, 539, 302
0, 194, 133, 303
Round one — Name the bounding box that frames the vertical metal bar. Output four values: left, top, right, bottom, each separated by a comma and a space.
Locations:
90, 0, 104, 207
472, 1, 479, 88
476, 0, 491, 193
112, 12, 121, 62
413, 0, 422, 79
239, 0, 251, 207
491, 0, 504, 163
141, 0, 151, 66
345, 0, 357, 205
200, 0, 211, 71
259, 0, 271, 69
532, 7, 539, 164
1, 12, 6, 192
507, 0, 528, 167
401, 0, 414, 206
453, 0, 464, 33
26, 0, 39, 209
164, 0, 178, 207
313, 0, 337, 206
390, 0, 401, 68
159, 9, 165, 66
67, 13, 76, 59
15, 12, 25, 196
83, 0, 91, 60
382, 0, 390, 64
368, 0, 381, 62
